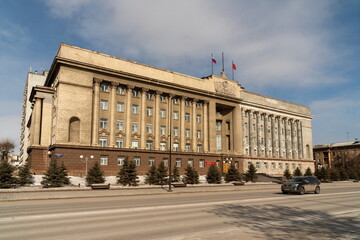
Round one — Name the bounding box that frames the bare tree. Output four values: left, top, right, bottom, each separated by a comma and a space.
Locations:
0, 139, 15, 162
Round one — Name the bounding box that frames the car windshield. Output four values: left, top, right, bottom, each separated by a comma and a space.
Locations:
288, 177, 304, 183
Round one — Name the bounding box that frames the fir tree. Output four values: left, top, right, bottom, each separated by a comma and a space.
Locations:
117, 159, 139, 186
283, 168, 292, 180
293, 167, 303, 177
59, 162, 70, 185
171, 165, 181, 183
225, 164, 241, 183
183, 165, 199, 184
320, 167, 330, 181
330, 169, 339, 181
206, 164, 222, 184
339, 168, 349, 181
18, 162, 33, 186
314, 168, 323, 180
86, 162, 105, 185
245, 163, 258, 182
0, 159, 17, 188
41, 159, 63, 187
156, 161, 168, 185
304, 167, 313, 176
145, 165, 158, 185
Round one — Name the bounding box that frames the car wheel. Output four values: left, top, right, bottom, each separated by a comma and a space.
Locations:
282, 191, 288, 194
299, 187, 305, 195
314, 186, 320, 194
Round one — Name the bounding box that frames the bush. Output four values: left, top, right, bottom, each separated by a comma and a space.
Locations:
117, 159, 139, 186
156, 161, 168, 185
304, 167, 313, 176
145, 165, 158, 185
245, 163, 258, 182
0, 159, 17, 188
339, 168, 349, 181
206, 164, 222, 184
183, 165, 199, 184
283, 168, 292, 180
86, 162, 105, 185
225, 165, 241, 183
172, 165, 181, 183
18, 162, 33, 186
330, 169, 339, 181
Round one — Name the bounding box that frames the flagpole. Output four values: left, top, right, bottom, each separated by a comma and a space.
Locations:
222, 52, 225, 72
211, 53, 214, 75
232, 61, 234, 80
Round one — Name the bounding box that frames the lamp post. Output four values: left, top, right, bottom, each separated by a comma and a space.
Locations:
80, 155, 94, 177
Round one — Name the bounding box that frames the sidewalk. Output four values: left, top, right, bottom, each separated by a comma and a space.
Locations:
0, 182, 279, 201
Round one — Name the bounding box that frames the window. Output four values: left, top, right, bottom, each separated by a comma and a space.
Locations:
117, 156, 125, 166
160, 95, 167, 102
264, 162, 268, 169
160, 109, 166, 119
146, 107, 153, 116
185, 143, 191, 152
149, 157, 155, 166
185, 113, 190, 121
146, 140, 154, 150
117, 102, 124, 112
187, 159, 193, 167
173, 142, 179, 151
100, 83, 109, 92
173, 111, 179, 120
100, 100, 108, 110
197, 130, 201, 139
117, 86, 125, 95
134, 156, 141, 166
132, 104, 139, 114
197, 144, 202, 152
216, 120, 222, 130
116, 138, 124, 148
235, 161, 239, 169
100, 155, 108, 165
196, 102, 202, 108
196, 115, 201, 123
248, 161, 253, 169
132, 122, 139, 132
173, 98, 179, 104
292, 163, 296, 169
216, 160, 220, 168
256, 162, 260, 169
132, 139, 139, 149
185, 100, 190, 106
199, 160, 205, 168
100, 118, 107, 129
160, 126, 166, 135
99, 137, 108, 147
271, 162, 276, 169
173, 127, 179, 136
147, 92, 154, 100
162, 158, 169, 167
185, 128, 190, 138
216, 134, 222, 150
146, 124, 153, 134
117, 120, 124, 131
285, 163, 289, 169
176, 158, 181, 167
160, 142, 166, 151
132, 89, 139, 97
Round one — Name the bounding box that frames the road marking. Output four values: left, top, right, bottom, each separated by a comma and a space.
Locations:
1, 191, 359, 222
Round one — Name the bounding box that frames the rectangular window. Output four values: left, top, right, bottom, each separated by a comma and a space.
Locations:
185, 113, 190, 121
132, 104, 139, 114
100, 100, 108, 110
235, 161, 239, 169
264, 162, 268, 169
132, 139, 139, 149
146, 140, 153, 150
199, 159, 205, 168
188, 159, 193, 167
132, 90, 139, 97
185, 143, 191, 152
173, 98, 179, 104
216, 120, 222, 131
147, 92, 154, 100
149, 157, 155, 166
117, 120, 124, 131
160, 142, 166, 151
256, 162, 260, 169
117, 156, 125, 166
197, 130, 201, 139
100, 118, 107, 129
160, 126, 166, 135
100, 83, 109, 92
160, 95, 167, 102
196, 114, 201, 123
173, 111, 179, 120
176, 158, 181, 167
285, 163, 289, 169
160, 109, 166, 119
146, 124, 153, 134
134, 156, 141, 166
216, 134, 222, 150
196, 102, 202, 108
117, 86, 125, 95
248, 161, 253, 169
100, 155, 108, 165
116, 138, 124, 148
279, 162, 283, 169
117, 102, 124, 112
173, 142, 179, 151
185, 128, 190, 138
146, 107, 153, 116
271, 162, 276, 169
162, 158, 168, 167
99, 137, 108, 147
185, 100, 190, 107
197, 144, 202, 152
173, 127, 179, 136
132, 122, 139, 132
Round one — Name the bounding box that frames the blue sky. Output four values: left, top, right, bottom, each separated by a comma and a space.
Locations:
1, 0, 359, 154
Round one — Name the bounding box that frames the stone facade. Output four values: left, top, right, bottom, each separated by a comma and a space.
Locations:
24, 44, 314, 176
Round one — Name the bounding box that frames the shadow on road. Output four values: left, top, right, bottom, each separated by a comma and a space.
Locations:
207, 204, 359, 240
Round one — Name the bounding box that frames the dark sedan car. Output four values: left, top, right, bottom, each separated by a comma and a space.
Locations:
281, 176, 321, 195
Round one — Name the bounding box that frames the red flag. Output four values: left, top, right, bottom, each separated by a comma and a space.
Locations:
232, 63, 237, 70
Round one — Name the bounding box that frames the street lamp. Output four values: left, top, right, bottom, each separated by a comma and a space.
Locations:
80, 155, 94, 177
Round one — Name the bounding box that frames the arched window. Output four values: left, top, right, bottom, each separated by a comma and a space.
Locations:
69, 117, 80, 143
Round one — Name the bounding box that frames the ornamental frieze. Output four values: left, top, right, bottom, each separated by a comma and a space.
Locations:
214, 81, 237, 97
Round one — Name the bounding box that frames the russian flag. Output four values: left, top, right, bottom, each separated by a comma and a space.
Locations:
212, 57, 217, 64
232, 63, 237, 70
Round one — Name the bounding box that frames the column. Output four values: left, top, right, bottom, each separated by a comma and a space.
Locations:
297, 121, 303, 159
154, 91, 161, 150
284, 118, 289, 158
203, 100, 209, 152
125, 85, 134, 148
208, 100, 216, 152
33, 96, 43, 145
192, 99, 198, 152
140, 88, 148, 149
290, 119, 296, 159
109, 82, 117, 147
264, 113, 269, 157
270, 115, 276, 158
180, 96, 186, 151
278, 117, 282, 158
248, 111, 253, 156
233, 105, 242, 154
242, 109, 246, 154
168, 94, 174, 150
256, 112, 261, 156
92, 78, 101, 146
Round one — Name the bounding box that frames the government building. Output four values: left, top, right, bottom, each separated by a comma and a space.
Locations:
21, 44, 314, 177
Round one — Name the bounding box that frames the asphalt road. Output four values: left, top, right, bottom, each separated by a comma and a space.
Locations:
1, 183, 359, 240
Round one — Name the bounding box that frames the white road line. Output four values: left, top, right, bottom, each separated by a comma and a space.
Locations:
1, 191, 359, 222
